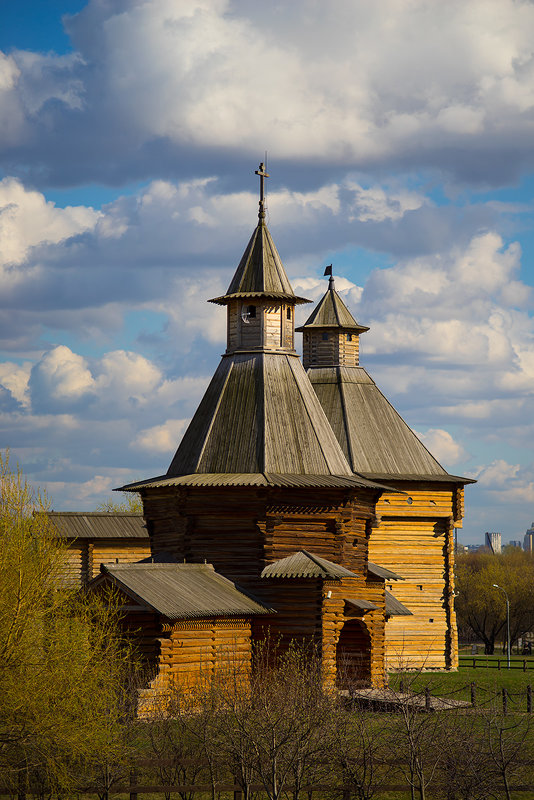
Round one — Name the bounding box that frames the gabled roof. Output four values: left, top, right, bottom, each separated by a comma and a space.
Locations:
163, 352, 356, 478
367, 561, 404, 581
97, 562, 273, 620
261, 550, 357, 579
296, 277, 369, 332
209, 221, 310, 306
344, 598, 379, 612
308, 366, 458, 479
46, 512, 148, 539
385, 590, 413, 616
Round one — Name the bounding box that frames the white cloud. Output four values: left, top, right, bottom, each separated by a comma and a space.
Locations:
30, 346, 95, 406
0, 361, 31, 407
473, 459, 534, 504
133, 419, 189, 454
0, 177, 99, 267
2, 0, 534, 184
415, 428, 469, 467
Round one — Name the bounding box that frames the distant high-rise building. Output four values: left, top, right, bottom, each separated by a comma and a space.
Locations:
524, 523, 534, 553
485, 531, 502, 554
509, 540, 522, 548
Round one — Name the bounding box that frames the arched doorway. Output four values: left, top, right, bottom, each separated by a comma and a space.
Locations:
336, 619, 371, 687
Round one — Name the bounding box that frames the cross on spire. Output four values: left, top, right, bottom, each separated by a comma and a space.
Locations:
255, 162, 269, 219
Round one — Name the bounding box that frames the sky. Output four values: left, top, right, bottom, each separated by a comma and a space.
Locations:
1, 0, 534, 544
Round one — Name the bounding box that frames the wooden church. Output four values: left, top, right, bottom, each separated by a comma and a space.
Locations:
87, 164, 472, 696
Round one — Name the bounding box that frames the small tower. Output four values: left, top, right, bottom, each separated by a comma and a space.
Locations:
296, 275, 369, 368
298, 270, 474, 671
210, 163, 309, 354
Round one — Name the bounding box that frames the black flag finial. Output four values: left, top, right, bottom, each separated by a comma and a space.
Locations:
324, 264, 333, 277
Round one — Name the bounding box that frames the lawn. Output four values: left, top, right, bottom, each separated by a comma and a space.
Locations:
389, 655, 534, 709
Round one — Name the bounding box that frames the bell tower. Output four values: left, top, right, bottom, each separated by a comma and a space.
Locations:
296, 274, 369, 369
210, 163, 308, 354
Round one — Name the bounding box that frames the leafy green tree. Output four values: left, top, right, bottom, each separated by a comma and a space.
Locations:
96, 491, 142, 512
0, 453, 136, 796
455, 547, 534, 654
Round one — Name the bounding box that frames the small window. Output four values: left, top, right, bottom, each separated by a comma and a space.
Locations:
429, 618, 434, 623
322, 332, 329, 341
286, 307, 291, 320
247, 305, 256, 319
407, 497, 413, 505
417, 585, 423, 591
346, 333, 353, 342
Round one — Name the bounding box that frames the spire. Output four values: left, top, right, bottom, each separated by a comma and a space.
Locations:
297, 270, 369, 370
296, 271, 369, 333
209, 163, 310, 306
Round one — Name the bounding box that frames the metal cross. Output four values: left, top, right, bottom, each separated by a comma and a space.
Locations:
255, 162, 269, 205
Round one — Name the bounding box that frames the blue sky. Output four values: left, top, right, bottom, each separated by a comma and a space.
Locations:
1, 0, 534, 544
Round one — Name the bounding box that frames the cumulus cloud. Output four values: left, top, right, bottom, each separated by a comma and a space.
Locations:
473, 459, 534, 503
2, 173, 474, 357
0, 177, 99, 267
133, 419, 189, 454
414, 428, 469, 467
29, 346, 95, 412
2, 0, 534, 184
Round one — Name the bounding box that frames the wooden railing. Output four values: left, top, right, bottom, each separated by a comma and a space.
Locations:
459, 656, 534, 671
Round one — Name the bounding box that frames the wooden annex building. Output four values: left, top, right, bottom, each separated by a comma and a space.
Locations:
59, 164, 472, 697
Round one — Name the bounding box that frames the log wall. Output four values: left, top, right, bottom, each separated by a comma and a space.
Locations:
302, 330, 361, 368
58, 538, 151, 586
370, 483, 459, 670
142, 485, 387, 689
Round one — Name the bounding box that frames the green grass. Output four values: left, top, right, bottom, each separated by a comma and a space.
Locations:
389, 658, 534, 707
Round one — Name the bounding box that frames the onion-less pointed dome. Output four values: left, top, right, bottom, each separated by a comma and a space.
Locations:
299, 274, 471, 482
295, 276, 369, 333
209, 222, 310, 306
209, 164, 309, 307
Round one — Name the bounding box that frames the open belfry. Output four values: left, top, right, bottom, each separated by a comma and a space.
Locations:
87, 164, 471, 695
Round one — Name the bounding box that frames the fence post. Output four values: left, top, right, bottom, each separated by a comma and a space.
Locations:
528, 685, 532, 714
425, 687, 431, 711
498, 659, 501, 671
400, 678, 405, 693
524, 659, 527, 672
502, 687, 508, 715
129, 767, 138, 800
470, 682, 476, 707
472, 657, 476, 668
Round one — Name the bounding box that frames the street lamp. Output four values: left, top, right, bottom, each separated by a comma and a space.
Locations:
493, 584, 510, 668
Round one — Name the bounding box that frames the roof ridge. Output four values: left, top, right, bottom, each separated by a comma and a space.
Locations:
300, 549, 329, 575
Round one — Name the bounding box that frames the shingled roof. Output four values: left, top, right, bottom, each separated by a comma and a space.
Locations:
46, 512, 148, 539
261, 550, 358, 579
296, 276, 369, 332
97, 562, 273, 620
308, 365, 458, 479
209, 220, 310, 306
299, 280, 475, 483
163, 352, 357, 478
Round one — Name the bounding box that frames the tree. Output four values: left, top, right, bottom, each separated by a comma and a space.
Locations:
96, 491, 142, 513
0, 453, 136, 796
455, 548, 534, 654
